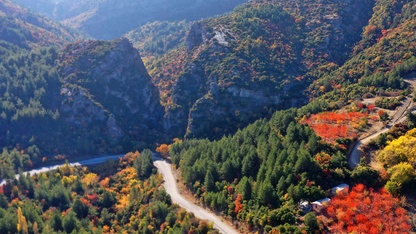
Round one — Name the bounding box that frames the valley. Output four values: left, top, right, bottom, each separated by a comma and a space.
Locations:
0, 0, 416, 233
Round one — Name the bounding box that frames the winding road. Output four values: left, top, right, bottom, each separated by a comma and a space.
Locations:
153, 157, 239, 234
349, 78, 415, 168
0, 154, 239, 234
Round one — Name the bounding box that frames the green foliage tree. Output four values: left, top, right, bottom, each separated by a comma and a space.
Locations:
49, 210, 63, 232
304, 212, 319, 233
62, 210, 78, 233
134, 149, 154, 179
72, 198, 89, 219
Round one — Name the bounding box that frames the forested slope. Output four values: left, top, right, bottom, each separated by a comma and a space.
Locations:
312, 0, 416, 104
0, 1, 165, 178
0, 39, 165, 179
169, 103, 355, 232
0, 0, 81, 49
0, 151, 215, 233
135, 0, 373, 140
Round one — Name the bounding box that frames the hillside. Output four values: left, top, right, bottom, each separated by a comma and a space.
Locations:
1, 0, 416, 232
13, 0, 248, 39
124, 21, 189, 60
0, 38, 164, 178
0, 151, 216, 233
0, 0, 81, 49
159, 0, 416, 232
137, 0, 372, 139
167, 105, 411, 233
312, 0, 416, 104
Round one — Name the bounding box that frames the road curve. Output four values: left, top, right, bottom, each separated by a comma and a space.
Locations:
348, 128, 390, 168
349, 79, 415, 168
153, 157, 239, 234
1, 154, 239, 233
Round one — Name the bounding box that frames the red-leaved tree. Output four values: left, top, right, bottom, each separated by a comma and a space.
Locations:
323, 184, 412, 234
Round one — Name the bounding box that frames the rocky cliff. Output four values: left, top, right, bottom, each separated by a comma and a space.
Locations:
57, 38, 164, 151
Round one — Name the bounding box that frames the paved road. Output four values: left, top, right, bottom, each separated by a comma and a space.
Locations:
349, 79, 415, 168
0, 155, 124, 186
348, 128, 390, 168
153, 157, 239, 234
0, 154, 239, 233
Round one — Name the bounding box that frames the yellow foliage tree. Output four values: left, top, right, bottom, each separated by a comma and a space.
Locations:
378, 128, 416, 194
82, 173, 99, 187
58, 163, 73, 176
61, 175, 77, 187
17, 207, 28, 234
388, 162, 415, 187
378, 128, 416, 167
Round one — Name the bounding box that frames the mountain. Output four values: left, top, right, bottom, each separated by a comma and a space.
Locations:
311, 0, 416, 103
13, 0, 248, 39
124, 20, 189, 59
57, 39, 164, 152
0, 38, 164, 177
136, 0, 373, 140
0, 0, 81, 49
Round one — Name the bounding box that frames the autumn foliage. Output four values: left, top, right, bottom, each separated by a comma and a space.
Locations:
322, 184, 412, 234
302, 112, 368, 143
234, 194, 243, 214
156, 143, 170, 158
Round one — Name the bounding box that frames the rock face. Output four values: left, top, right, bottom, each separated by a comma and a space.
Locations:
185, 23, 208, 51
14, 0, 248, 39
58, 38, 164, 147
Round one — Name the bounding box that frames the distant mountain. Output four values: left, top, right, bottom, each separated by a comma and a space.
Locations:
13, 0, 248, 39
133, 0, 373, 140
125, 21, 189, 59
0, 0, 82, 49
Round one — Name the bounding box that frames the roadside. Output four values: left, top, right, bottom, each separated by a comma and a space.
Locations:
348, 78, 416, 168
153, 156, 239, 234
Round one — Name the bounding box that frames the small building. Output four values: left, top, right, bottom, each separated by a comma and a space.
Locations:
298, 199, 311, 213
312, 198, 331, 212
331, 183, 349, 197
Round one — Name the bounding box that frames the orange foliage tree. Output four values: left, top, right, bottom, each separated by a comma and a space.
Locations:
234, 194, 243, 214
322, 184, 412, 234
156, 144, 170, 158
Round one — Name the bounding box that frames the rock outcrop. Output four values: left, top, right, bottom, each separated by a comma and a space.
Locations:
58, 38, 164, 147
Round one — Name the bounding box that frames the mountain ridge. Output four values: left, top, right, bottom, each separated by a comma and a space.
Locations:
13, 0, 249, 39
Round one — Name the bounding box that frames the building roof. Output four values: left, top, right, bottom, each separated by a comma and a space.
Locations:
312, 198, 331, 205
